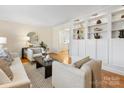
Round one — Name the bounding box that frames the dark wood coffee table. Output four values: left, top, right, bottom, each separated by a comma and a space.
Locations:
34, 56, 52, 79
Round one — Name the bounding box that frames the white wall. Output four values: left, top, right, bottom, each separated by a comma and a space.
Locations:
52, 22, 71, 51
0, 20, 52, 53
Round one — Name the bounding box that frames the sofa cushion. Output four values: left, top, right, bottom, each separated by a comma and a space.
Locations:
0, 49, 14, 66
0, 69, 11, 85
0, 59, 13, 80
73, 56, 91, 68
10, 57, 30, 83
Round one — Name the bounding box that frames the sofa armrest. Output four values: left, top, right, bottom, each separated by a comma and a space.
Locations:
52, 61, 92, 88
27, 49, 34, 61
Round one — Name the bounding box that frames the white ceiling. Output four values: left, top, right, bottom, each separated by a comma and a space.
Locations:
0, 5, 112, 27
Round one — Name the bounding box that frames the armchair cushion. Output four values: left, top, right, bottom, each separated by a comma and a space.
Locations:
0, 59, 13, 80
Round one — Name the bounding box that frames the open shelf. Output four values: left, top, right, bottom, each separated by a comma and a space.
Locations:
112, 7, 124, 16
112, 28, 124, 32
72, 20, 86, 40
88, 13, 106, 20
112, 18, 124, 23
112, 7, 124, 39
89, 31, 107, 34
87, 12, 108, 40
88, 22, 107, 27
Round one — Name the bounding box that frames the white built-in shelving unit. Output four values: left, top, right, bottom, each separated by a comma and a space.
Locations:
112, 8, 124, 38
110, 6, 124, 73
70, 6, 124, 75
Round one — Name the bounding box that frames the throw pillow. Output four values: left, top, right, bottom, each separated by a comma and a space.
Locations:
0, 69, 11, 85
50, 51, 72, 64
32, 48, 42, 54
0, 49, 14, 66
0, 59, 14, 80
73, 56, 91, 68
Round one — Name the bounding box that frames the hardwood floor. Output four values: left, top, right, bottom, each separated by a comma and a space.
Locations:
21, 58, 124, 88
101, 70, 124, 88
21, 58, 29, 64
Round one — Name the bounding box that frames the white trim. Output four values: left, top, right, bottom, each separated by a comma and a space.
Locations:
102, 65, 124, 76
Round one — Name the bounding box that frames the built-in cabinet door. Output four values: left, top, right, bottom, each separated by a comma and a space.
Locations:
70, 40, 78, 56
78, 40, 85, 58
85, 39, 96, 59
111, 39, 124, 68
97, 39, 108, 65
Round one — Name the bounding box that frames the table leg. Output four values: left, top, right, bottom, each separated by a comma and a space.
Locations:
45, 66, 52, 79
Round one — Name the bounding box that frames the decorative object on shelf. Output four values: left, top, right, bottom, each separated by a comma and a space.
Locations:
96, 19, 102, 24
0, 37, 7, 49
73, 29, 84, 39
73, 19, 85, 40
121, 15, 124, 18
119, 29, 124, 38
94, 33, 101, 39
94, 28, 102, 31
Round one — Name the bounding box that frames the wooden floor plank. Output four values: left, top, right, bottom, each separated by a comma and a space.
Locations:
101, 70, 124, 88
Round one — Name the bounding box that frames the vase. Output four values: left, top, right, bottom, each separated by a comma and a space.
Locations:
96, 20, 102, 24
119, 30, 124, 38
121, 15, 124, 18
94, 33, 101, 39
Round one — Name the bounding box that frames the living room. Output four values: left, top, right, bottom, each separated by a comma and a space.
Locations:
0, 4, 124, 90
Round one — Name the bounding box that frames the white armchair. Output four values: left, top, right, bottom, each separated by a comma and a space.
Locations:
52, 56, 102, 88
27, 47, 43, 62
52, 61, 92, 88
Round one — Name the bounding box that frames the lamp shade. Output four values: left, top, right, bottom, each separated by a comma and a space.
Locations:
25, 37, 30, 41
0, 37, 7, 44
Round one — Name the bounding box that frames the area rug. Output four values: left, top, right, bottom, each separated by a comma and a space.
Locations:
23, 63, 52, 88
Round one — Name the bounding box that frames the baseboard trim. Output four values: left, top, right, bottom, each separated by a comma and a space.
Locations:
102, 65, 124, 76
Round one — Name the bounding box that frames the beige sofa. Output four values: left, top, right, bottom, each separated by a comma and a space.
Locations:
0, 57, 31, 88
52, 56, 102, 88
